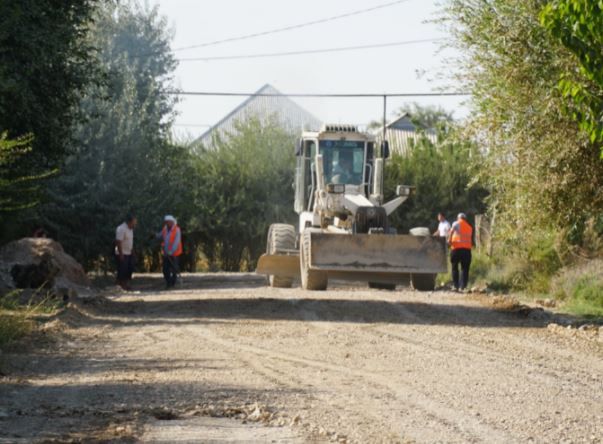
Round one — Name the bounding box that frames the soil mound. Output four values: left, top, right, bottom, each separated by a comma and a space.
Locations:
0, 238, 91, 296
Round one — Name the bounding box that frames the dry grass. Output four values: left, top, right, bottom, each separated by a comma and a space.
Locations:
551, 259, 603, 318
0, 289, 65, 350
0, 312, 32, 348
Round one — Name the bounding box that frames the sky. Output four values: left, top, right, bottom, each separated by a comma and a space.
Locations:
153, 0, 466, 139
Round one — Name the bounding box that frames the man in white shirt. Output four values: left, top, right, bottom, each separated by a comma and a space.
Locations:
115, 214, 137, 290
433, 212, 451, 238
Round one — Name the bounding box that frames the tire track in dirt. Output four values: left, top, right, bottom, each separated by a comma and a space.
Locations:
186, 325, 516, 443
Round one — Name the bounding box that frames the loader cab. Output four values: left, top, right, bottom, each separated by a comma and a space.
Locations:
320, 140, 365, 185
294, 126, 375, 215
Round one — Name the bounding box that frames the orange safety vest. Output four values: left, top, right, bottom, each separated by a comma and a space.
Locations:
450, 219, 473, 250
161, 225, 182, 256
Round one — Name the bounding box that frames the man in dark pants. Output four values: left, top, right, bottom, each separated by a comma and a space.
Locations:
447, 213, 473, 292
157, 215, 182, 289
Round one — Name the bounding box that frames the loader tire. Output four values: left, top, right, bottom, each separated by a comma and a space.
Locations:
409, 226, 437, 291
411, 273, 437, 291
368, 282, 396, 290
267, 224, 296, 288
300, 231, 328, 291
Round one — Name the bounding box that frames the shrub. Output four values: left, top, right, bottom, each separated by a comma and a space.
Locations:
552, 259, 603, 317
0, 314, 31, 349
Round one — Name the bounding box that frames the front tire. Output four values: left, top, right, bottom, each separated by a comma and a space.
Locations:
267, 224, 296, 288
411, 273, 436, 291
409, 226, 437, 291
300, 231, 328, 291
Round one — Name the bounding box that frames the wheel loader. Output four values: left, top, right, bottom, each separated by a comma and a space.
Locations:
256, 124, 447, 291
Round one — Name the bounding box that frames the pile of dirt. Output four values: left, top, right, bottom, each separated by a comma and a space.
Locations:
0, 238, 92, 298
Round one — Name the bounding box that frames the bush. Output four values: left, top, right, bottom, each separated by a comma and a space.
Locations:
469, 252, 492, 284
465, 252, 515, 292
0, 314, 31, 349
552, 259, 603, 317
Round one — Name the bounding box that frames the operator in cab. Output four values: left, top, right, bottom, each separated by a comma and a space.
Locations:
331, 151, 355, 184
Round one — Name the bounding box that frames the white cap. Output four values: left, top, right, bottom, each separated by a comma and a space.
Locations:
164, 215, 176, 223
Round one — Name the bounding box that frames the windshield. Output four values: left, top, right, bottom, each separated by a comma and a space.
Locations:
318, 140, 365, 185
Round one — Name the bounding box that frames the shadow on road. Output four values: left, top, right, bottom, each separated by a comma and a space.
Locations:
81, 282, 556, 329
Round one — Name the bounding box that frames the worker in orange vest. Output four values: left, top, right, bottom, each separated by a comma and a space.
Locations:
157, 215, 182, 289
447, 213, 473, 292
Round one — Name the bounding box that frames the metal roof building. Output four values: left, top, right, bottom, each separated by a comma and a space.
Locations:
196, 84, 321, 148
372, 114, 437, 156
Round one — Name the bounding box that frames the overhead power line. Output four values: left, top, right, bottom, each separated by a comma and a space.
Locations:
173, 124, 213, 127
172, 0, 413, 52
176, 38, 443, 62
167, 91, 469, 98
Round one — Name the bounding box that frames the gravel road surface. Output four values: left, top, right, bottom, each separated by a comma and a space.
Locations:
1, 273, 602, 443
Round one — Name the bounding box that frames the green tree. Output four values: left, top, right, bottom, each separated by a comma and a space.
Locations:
0, 1, 101, 170
441, 0, 603, 250
540, 0, 603, 151
38, 1, 182, 269
193, 117, 296, 271
384, 123, 487, 233
0, 133, 54, 213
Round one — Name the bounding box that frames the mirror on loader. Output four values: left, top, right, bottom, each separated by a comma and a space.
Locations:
396, 185, 414, 197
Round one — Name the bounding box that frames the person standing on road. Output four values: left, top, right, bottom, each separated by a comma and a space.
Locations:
433, 212, 451, 238
115, 214, 137, 290
157, 215, 182, 289
447, 213, 473, 292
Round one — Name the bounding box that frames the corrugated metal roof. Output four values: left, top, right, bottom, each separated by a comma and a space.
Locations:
196, 84, 322, 147
371, 113, 437, 156
387, 114, 417, 131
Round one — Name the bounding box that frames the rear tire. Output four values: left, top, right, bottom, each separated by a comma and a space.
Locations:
267, 224, 296, 288
411, 273, 436, 291
300, 231, 328, 291
368, 282, 396, 290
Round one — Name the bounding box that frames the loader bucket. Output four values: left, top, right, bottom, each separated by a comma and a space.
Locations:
256, 252, 300, 279
308, 232, 447, 274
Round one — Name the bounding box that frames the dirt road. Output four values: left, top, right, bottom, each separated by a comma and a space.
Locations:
1, 273, 602, 443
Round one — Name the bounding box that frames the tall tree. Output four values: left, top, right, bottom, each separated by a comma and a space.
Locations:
384, 121, 487, 233
39, 1, 181, 268
441, 0, 603, 248
0, 1, 101, 170
193, 117, 297, 271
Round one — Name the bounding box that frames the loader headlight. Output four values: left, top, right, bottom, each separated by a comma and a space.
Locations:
327, 183, 345, 194
396, 185, 413, 197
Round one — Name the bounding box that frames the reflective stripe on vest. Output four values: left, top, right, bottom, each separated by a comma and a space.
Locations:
450, 219, 473, 250
161, 225, 183, 256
